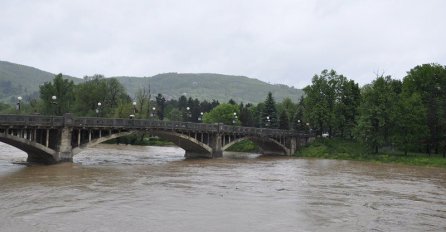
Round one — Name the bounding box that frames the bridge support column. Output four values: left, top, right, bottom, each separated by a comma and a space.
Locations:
55, 127, 73, 162
289, 137, 298, 155
210, 133, 223, 158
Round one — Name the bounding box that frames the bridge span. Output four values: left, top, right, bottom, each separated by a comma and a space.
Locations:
0, 114, 313, 164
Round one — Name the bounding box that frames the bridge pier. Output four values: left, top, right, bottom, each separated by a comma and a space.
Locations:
56, 127, 74, 163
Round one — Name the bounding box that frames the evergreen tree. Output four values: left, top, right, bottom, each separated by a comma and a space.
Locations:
155, 93, 166, 120
279, 110, 290, 130
261, 92, 278, 128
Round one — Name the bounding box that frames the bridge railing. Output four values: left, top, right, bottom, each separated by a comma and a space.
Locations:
72, 117, 221, 132
0, 114, 312, 137
0, 114, 64, 127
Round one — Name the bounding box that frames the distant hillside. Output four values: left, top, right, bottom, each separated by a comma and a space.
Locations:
115, 73, 303, 103
0, 61, 303, 104
0, 61, 81, 103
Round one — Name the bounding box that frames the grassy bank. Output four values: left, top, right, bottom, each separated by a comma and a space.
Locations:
104, 135, 174, 146
296, 138, 446, 168
225, 140, 260, 153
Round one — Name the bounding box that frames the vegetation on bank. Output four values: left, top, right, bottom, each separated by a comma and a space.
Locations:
225, 140, 260, 153
103, 134, 174, 146
296, 139, 446, 167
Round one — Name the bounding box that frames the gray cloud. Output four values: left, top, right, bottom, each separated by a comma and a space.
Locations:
1, 0, 445, 88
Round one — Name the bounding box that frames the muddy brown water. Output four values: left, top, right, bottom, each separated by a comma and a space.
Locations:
0, 142, 445, 232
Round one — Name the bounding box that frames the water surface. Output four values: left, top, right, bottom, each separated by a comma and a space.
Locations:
1, 143, 445, 231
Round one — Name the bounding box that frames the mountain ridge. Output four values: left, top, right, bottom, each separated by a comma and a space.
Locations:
0, 60, 303, 104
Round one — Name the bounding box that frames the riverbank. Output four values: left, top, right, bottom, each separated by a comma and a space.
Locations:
295, 139, 446, 168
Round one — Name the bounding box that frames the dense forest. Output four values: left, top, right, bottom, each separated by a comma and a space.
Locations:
1, 63, 445, 157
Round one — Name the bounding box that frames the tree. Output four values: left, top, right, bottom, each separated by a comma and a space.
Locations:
239, 103, 255, 127
403, 63, 446, 154
354, 76, 399, 153
279, 110, 290, 130
203, 103, 239, 125
39, 73, 75, 115
303, 72, 330, 135
155, 93, 166, 120
73, 75, 127, 117
393, 93, 428, 155
304, 69, 360, 137
261, 92, 278, 128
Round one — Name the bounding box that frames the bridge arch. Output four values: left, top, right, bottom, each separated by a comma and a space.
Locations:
72, 130, 214, 158
150, 131, 213, 158
72, 131, 135, 155
222, 136, 290, 155
0, 134, 58, 164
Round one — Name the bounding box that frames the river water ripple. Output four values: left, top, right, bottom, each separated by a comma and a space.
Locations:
0, 143, 445, 232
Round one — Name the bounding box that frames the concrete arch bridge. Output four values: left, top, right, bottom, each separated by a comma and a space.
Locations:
0, 114, 313, 164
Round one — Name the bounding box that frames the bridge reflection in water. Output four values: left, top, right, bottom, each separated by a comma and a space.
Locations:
0, 114, 312, 164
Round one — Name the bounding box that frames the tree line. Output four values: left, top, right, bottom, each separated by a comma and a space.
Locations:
2, 63, 445, 156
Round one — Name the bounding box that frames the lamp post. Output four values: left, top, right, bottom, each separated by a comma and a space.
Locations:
96, 102, 101, 117
232, 112, 237, 125
16, 96, 22, 112
186, 106, 191, 121
266, 116, 270, 128
51, 95, 57, 115
198, 112, 203, 122
132, 101, 137, 115
151, 107, 156, 119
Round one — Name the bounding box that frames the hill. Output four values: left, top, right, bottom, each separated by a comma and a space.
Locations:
115, 73, 303, 103
0, 61, 303, 104
0, 61, 81, 103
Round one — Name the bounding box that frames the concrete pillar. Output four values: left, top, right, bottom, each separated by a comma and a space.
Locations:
77, 129, 81, 146
290, 137, 298, 155
56, 127, 73, 162
209, 133, 223, 158
46, 129, 49, 147
88, 130, 92, 142
33, 129, 36, 142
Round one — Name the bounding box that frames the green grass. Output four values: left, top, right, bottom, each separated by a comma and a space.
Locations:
296, 138, 446, 168
225, 140, 260, 152
103, 135, 174, 146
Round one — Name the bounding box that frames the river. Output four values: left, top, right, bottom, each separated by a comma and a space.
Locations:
0, 142, 445, 232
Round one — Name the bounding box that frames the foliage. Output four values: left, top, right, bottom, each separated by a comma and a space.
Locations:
155, 93, 166, 120
261, 92, 278, 128
354, 76, 399, 153
402, 63, 446, 154
279, 110, 290, 130
303, 69, 360, 137
39, 73, 75, 115
296, 138, 446, 167
73, 75, 128, 117
225, 140, 259, 152
393, 93, 428, 155
203, 103, 239, 125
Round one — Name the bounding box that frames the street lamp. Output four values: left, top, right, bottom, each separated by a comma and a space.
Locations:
186, 106, 191, 121
51, 95, 57, 115
96, 102, 101, 117
16, 96, 22, 112
232, 112, 237, 125
198, 112, 203, 122
151, 107, 156, 119
132, 101, 137, 115
266, 116, 270, 127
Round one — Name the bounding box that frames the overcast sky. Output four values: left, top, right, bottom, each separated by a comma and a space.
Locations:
1, 0, 445, 88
